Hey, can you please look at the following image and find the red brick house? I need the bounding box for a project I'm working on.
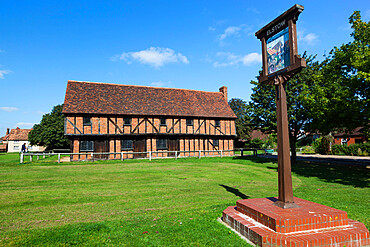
[62,81,237,160]
[333,127,367,146]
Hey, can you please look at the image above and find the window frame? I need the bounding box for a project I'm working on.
[186,118,194,126]
[157,138,168,150]
[124,117,132,126]
[83,116,92,126]
[80,140,94,152]
[160,117,167,126]
[213,139,219,147]
[215,119,221,127]
[121,139,133,151]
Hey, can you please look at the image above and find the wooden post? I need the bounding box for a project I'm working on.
[91,153,93,161]
[30,155,32,162]
[221,150,223,158]
[199,150,201,159]
[273,76,298,208]
[43,153,45,159]
[241,149,243,157]
[149,151,152,161]
[37,155,39,161]
[121,152,123,161]
[175,151,178,160]
[58,153,61,163]
[20,153,24,164]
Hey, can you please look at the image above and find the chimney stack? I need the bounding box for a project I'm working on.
[219,86,228,101]
[6,128,9,135]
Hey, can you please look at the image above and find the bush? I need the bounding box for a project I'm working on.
[313,136,333,155]
[301,145,315,154]
[245,138,265,149]
[331,143,370,156]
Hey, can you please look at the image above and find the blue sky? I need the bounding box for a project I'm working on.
[0,0,369,136]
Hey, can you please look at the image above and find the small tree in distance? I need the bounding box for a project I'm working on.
[28,104,69,150]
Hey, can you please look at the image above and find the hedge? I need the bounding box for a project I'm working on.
[331,143,370,156]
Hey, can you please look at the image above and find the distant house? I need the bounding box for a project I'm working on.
[5,127,45,152]
[333,127,367,146]
[62,80,237,160]
[0,128,10,152]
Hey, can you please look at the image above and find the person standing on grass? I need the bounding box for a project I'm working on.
[21,143,26,153]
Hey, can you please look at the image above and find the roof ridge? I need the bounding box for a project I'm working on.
[67,80,223,95]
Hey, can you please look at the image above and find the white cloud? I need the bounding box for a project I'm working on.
[219,26,242,40]
[0,106,18,112]
[116,47,189,69]
[208,26,216,31]
[213,52,261,67]
[242,53,261,66]
[150,81,172,87]
[16,122,35,127]
[37,110,48,115]
[0,70,11,79]
[298,31,318,45]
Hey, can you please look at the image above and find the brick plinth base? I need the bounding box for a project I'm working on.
[222,197,370,246]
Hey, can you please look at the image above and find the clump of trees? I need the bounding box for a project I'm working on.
[229,11,369,163]
[28,104,69,150]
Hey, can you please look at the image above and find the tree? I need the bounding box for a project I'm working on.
[29,104,69,150]
[228,98,252,140]
[249,53,321,164]
[314,11,369,134]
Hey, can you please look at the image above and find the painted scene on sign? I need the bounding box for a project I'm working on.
[267,27,290,74]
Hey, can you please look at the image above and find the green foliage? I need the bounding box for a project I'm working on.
[245,138,265,149]
[301,145,315,154]
[312,135,333,155]
[228,98,252,140]
[332,143,370,156]
[28,104,69,150]
[312,11,370,134]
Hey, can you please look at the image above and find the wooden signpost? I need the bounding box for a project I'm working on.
[255,4,306,208]
[222,5,370,246]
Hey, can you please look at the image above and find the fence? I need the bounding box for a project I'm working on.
[20,149,241,164]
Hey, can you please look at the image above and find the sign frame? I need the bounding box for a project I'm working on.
[255,4,306,84]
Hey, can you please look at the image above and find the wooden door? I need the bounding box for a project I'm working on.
[168,139,179,157]
[94,140,108,160]
[133,139,146,158]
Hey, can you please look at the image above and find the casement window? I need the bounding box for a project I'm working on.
[121,139,133,150]
[124,117,132,126]
[80,140,94,152]
[213,139,219,147]
[186,118,193,126]
[14,146,19,150]
[215,120,221,127]
[83,116,92,126]
[160,117,166,126]
[157,139,168,150]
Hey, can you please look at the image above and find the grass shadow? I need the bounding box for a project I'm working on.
[219,184,250,199]
[292,161,369,188]
[232,155,277,164]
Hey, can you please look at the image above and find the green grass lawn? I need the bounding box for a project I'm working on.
[0,153,369,246]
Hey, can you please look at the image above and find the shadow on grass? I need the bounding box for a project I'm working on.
[219,184,250,199]
[233,155,277,164]
[234,155,369,188]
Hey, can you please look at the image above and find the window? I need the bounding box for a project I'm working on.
[124,117,132,125]
[14,140,19,143]
[121,139,133,150]
[215,120,221,127]
[213,139,219,147]
[83,116,92,126]
[355,139,363,144]
[341,138,348,146]
[80,140,94,151]
[14,146,19,150]
[160,117,166,126]
[186,119,193,126]
[157,139,168,149]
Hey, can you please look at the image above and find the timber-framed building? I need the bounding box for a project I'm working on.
[62,80,237,160]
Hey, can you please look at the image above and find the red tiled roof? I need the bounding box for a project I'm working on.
[7,127,31,141]
[333,127,364,137]
[63,81,237,119]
